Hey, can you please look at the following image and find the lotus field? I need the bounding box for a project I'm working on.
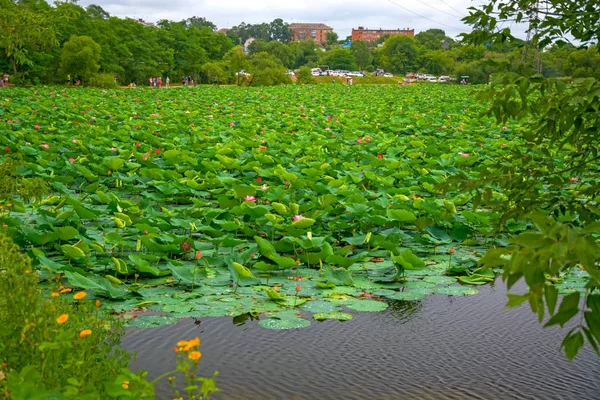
[0,85,588,330]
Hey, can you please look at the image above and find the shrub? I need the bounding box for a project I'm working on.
[89,73,118,88]
[295,67,314,84]
[0,230,130,398]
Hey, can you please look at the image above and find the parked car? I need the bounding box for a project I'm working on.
[347,71,366,77]
[427,76,437,82]
[311,68,322,76]
[373,69,385,76]
[235,70,250,76]
[286,70,295,77]
[383,73,393,78]
[438,75,450,83]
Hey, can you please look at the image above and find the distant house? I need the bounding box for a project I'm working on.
[351,27,414,42]
[217,28,230,34]
[243,37,255,53]
[136,18,157,28]
[289,23,333,44]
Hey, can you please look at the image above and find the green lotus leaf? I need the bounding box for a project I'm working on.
[345,299,389,312]
[312,312,354,321]
[258,317,311,330]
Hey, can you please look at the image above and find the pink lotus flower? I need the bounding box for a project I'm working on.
[4,147,9,152]
[230,122,235,127]
[377,153,383,159]
[195,251,202,260]
[142,155,148,161]
[72,139,78,144]
[293,214,305,221]
[256,177,262,182]
[34,125,40,130]
[260,184,269,190]
[40,144,49,149]
[155,149,161,154]
[325,127,331,131]
[458,152,469,157]
[364,136,371,142]
[501,143,506,148]
[296,284,301,292]
[244,195,256,203]
[135,142,141,147]
[111,147,117,153]
[68,157,76,163]
[570,177,579,182]
[356,138,363,144]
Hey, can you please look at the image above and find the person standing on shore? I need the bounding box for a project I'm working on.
[166,76,170,87]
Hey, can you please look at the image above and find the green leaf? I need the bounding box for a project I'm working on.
[506,294,529,309]
[386,208,417,222]
[61,244,86,260]
[545,284,558,315]
[545,292,580,327]
[323,265,353,286]
[312,312,353,321]
[561,330,584,360]
[258,317,311,330]
[346,299,388,312]
[104,157,125,171]
[291,218,316,229]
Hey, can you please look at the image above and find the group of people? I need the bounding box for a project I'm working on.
[0,73,9,88]
[149,76,169,88]
[181,76,195,86]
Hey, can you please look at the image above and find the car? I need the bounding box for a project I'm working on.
[427,76,437,82]
[438,75,450,83]
[383,73,393,78]
[311,68,322,76]
[347,71,365,77]
[235,70,250,76]
[286,70,295,77]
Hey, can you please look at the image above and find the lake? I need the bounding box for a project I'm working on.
[123,279,600,399]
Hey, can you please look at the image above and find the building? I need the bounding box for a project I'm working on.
[351,27,414,42]
[289,23,333,44]
[217,28,230,34]
[136,18,157,28]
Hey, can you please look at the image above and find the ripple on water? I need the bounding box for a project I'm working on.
[122,279,600,400]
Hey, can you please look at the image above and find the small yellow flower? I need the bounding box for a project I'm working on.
[188,351,202,361]
[122,381,129,389]
[79,329,92,338]
[51,292,60,297]
[183,337,200,351]
[56,314,69,324]
[60,287,72,294]
[73,291,87,300]
[176,340,188,348]
[95,300,101,308]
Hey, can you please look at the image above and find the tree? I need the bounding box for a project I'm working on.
[295,66,314,84]
[246,52,291,86]
[268,18,291,42]
[326,31,339,47]
[321,48,357,70]
[0,0,65,81]
[351,40,371,70]
[223,46,248,85]
[458,0,600,359]
[86,4,109,20]
[379,36,418,74]
[201,61,228,84]
[60,35,101,83]
[180,16,216,31]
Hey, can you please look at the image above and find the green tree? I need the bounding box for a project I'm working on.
[201,61,228,84]
[269,18,291,42]
[295,66,314,84]
[459,0,600,359]
[326,31,339,47]
[379,35,418,74]
[223,46,248,85]
[246,52,291,86]
[321,48,357,70]
[60,35,101,84]
[351,40,371,70]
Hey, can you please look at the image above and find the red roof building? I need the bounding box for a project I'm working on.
[352,27,414,42]
[289,23,333,44]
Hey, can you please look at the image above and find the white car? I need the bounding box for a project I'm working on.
[311,68,322,76]
[383,73,393,78]
[286,70,295,77]
[427,76,437,82]
[438,75,450,82]
[347,71,365,77]
[236,70,250,76]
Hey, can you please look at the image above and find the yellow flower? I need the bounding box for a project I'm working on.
[122,381,129,389]
[79,329,92,338]
[176,340,188,348]
[188,351,202,361]
[183,337,200,351]
[60,287,72,294]
[51,292,60,297]
[95,300,101,308]
[56,314,69,324]
[73,291,87,300]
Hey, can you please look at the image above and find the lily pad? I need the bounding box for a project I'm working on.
[126,315,178,328]
[312,312,354,321]
[435,285,480,296]
[258,317,311,330]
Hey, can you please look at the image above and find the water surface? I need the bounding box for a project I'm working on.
[123,279,600,399]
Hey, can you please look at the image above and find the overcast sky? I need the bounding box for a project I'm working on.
[77,0,524,40]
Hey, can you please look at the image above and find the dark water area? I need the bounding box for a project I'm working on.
[123,279,600,399]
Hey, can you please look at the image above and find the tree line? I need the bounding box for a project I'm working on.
[1,0,598,86]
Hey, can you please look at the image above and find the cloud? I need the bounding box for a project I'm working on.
[77,0,527,39]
